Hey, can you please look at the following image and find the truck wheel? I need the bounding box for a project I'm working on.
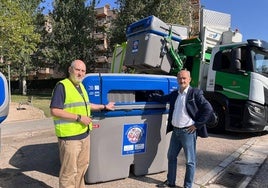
[207,103,225,133]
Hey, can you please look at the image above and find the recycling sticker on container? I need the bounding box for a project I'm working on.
[122,123,147,155]
[131,40,139,53]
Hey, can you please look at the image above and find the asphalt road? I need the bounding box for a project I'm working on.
[247,157,268,188]
[0,118,267,188]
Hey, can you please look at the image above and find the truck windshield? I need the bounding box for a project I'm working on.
[252,48,268,75]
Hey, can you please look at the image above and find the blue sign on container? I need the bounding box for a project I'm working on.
[122,123,147,156]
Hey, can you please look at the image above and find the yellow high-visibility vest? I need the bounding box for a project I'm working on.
[53,78,92,137]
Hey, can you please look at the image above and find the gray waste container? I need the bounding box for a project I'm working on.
[124,15,182,73]
[82,73,178,184]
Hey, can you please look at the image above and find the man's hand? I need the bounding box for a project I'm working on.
[105,102,115,111]
[186,125,197,134]
[80,116,92,126]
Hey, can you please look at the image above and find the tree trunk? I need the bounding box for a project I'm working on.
[21,65,27,95]
[22,77,27,95]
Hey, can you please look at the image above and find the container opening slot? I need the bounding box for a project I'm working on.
[108,90,163,103]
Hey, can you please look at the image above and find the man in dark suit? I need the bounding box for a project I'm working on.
[153,70,214,188]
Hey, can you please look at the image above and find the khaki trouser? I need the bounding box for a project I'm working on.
[58,135,90,188]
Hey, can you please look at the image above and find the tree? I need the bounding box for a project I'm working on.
[0,0,42,95]
[49,0,97,74]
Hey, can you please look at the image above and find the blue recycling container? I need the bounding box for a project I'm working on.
[82,73,178,184]
[0,72,9,124]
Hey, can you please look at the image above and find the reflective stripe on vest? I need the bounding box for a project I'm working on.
[53,78,92,137]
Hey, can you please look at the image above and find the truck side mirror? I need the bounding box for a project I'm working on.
[231,48,242,71]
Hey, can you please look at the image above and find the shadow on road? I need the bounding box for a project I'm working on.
[208,131,267,139]
[0,168,53,188]
[9,142,60,176]
[0,143,59,187]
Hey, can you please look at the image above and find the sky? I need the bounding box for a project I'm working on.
[40,0,268,42]
[201,0,268,42]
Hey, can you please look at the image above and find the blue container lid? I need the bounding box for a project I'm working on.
[126,15,181,42]
[0,72,9,124]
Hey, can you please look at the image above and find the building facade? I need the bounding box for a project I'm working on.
[93,4,118,73]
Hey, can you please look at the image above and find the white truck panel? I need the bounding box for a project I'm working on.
[249,72,268,105]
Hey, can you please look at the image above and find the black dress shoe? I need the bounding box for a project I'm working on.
[156,180,176,187]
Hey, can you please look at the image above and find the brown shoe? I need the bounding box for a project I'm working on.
[156,180,176,187]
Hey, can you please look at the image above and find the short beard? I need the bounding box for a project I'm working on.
[70,75,82,85]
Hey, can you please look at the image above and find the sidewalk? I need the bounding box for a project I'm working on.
[195,134,268,187]
[4,102,46,123]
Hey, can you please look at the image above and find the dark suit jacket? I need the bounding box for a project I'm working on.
[151,87,213,138]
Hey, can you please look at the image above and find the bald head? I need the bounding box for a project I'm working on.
[177,70,191,92]
[71,59,85,68]
[68,59,86,86]
[177,70,191,77]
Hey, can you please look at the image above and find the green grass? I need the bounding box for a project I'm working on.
[11,94,52,117]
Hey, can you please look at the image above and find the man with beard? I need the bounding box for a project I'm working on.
[50,59,114,188]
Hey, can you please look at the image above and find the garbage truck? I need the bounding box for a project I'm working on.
[112,9,268,133]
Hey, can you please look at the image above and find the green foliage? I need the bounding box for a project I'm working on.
[0,0,41,67]
[1,0,196,78]
[31,13,54,70]
[0,0,42,95]
[47,0,97,73]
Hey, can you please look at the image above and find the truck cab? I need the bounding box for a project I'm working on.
[205,39,268,132]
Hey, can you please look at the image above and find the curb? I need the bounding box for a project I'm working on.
[194,136,266,188]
